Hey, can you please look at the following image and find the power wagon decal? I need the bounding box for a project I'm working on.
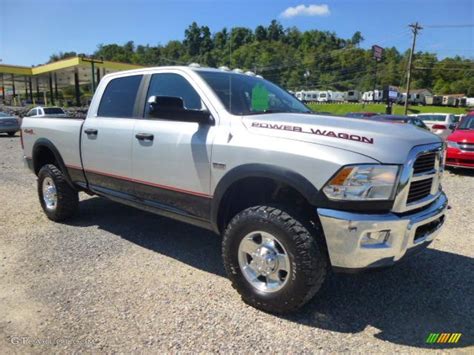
[251,121,374,144]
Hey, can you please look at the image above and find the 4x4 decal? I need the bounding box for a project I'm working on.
[251,121,374,144]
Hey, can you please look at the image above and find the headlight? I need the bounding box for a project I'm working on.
[447,141,459,149]
[323,165,400,201]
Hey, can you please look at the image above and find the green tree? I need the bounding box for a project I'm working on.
[350,31,364,47]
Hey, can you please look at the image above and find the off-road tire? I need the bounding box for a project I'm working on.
[222,205,328,313]
[38,164,78,221]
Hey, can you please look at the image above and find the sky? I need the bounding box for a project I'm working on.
[1,0,473,66]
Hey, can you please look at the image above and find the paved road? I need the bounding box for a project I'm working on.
[0,133,472,353]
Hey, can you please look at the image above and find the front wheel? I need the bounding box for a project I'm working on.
[38,164,79,221]
[222,205,328,313]
[8,132,16,137]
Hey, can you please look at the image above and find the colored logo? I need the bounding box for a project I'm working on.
[426,333,462,344]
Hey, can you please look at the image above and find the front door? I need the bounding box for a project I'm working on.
[131,72,215,220]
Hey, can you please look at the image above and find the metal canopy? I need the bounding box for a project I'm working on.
[0,57,143,106]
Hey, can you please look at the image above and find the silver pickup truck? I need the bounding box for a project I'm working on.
[21,66,448,313]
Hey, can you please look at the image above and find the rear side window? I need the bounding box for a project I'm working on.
[98,75,142,118]
[43,108,64,114]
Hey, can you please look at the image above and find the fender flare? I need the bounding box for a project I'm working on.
[210,163,320,232]
[32,138,75,188]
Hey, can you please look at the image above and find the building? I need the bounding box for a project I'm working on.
[0,56,143,106]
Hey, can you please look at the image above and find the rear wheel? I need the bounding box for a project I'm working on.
[37,164,78,221]
[8,132,15,137]
[222,205,328,313]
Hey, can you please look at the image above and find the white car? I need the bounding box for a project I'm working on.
[26,107,67,118]
[414,113,456,140]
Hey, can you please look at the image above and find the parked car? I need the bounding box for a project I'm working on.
[446,114,474,169]
[414,113,456,140]
[25,106,67,118]
[345,112,377,118]
[0,112,20,136]
[368,115,430,130]
[21,65,447,313]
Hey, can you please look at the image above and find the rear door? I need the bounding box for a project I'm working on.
[81,74,143,197]
[131,71,215,220]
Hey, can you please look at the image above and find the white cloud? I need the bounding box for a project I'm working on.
[280,4,330,18]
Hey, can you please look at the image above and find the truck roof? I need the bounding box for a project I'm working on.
[101,65,260,80]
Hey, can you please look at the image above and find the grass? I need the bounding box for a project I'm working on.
[306,103,469,116]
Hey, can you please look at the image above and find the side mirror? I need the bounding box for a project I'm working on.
[149,95,184,112]
[449,123,456,131]
[148,95,213,125]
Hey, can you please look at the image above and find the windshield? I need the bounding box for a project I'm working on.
[43,108,65,114]
[418,114,446,122]
[198,71,311,115]
[458,116,474,130]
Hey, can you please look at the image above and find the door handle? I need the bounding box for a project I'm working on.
[84,128,98,135]
[135,133,154,141]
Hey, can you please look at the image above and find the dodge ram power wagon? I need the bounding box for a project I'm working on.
[21,66,448,313]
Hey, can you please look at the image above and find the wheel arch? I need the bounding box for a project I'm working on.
[211,164,320,233]
[32,138,75,188]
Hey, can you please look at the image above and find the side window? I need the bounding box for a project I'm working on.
[30,109,38,116]
[145,73,202,117]
[98,75,142,118]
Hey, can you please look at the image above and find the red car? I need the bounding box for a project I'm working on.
[446,114,474,169]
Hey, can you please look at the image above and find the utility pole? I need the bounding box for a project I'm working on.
[404,22,422,115]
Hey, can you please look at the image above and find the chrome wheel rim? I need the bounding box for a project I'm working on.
[238,231,291,293]
[42,177,57,210]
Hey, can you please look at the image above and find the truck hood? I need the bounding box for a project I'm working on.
[243,113,442,164]
[447,129,474,143]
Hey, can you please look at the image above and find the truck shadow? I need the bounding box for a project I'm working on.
[69,196,473,350]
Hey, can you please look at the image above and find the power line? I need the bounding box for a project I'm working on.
[424,24,474,28]
[415,66,474,71]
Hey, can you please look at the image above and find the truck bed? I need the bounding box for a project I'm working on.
[21,117,85,170]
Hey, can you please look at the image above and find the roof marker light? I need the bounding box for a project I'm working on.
[189,63,201,68]
[218,66,230,71]
[245,71,256,76]
[232,68,244,73]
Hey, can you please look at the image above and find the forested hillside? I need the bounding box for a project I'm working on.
[49,20,474,95]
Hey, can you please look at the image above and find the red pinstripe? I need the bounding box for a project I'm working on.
[65,164,212,198]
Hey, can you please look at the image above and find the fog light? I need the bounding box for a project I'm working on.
[361,230,391,246]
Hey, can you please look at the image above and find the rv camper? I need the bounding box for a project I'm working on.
[442,95,457,106]
[425,95,443,106]
[346,90,361,102]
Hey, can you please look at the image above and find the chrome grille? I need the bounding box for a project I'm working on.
[392,143,444,213]
[413,152,436,174]
[407,178,433,203]
[459,143,474,152]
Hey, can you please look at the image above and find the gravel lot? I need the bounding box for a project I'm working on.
[0,133,473,353]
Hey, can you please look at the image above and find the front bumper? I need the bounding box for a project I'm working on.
[317,192,448,270]
[0,125,20,133]
[446,148,474,169]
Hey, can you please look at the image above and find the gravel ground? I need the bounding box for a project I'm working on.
[0,133,473,353]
